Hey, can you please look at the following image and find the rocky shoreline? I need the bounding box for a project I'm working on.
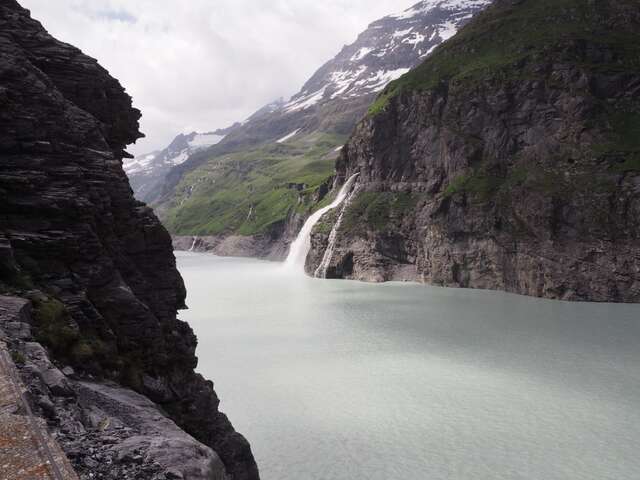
[172,209,305,261]
[172,235,287,261]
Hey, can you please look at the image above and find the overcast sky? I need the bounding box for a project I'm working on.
[20,0,417,155]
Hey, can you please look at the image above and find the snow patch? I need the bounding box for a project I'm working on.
[171,151,189,166]
[438,20,458,41]
[389,0,491,21]
[329,66,368,99]
[392,28,414,38]
[403,32,426,47]
[124,131,226,176]
[124,153,157,174]
[354,68,411,92]
[277,129,301,143]
[285,86,327,112]
[350,47,373,62]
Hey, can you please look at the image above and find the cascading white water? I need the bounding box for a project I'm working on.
[189,236,198,252]
[313,182,360,278]
[284,173,359,272]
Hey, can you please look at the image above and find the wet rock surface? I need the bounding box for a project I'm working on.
[0,2,258,478]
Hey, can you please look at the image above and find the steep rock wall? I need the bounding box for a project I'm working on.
[0,2,258,478]
[308,0,640,302]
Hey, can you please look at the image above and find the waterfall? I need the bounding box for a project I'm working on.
[189,236,198,252]
[284,173,359,272]
[314,182,360,279]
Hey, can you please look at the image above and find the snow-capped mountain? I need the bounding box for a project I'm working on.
[124,131,225,176]
[141,0,492,209]
[125,130,226,201]
[215,0,491,146]
[283,0,492,113]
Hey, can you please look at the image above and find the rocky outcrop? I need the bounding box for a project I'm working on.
[1,296,226,480]
[0,2,258,478]
[308,0,640,302]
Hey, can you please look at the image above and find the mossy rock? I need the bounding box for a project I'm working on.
[32,297,79,354]
[32,295,113,370]
[11,351,26,365]
[343,192,419,234]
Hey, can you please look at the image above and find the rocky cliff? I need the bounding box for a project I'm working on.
[0,1,258,478]
[308,0,640,302]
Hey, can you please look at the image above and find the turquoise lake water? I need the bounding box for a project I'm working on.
[177,252,640,480]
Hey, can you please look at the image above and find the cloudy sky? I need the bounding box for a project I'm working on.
[20,0,417,155]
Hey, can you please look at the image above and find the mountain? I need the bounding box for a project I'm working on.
[285,0,492,108]
[125,130,229,201]
[229,0,493,140]
[0,2,258,479]
[149,0,493,258]
[306,0,640,302]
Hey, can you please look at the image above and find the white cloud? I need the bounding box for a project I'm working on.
[19,0,417,155]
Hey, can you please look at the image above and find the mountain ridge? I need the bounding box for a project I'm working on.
[125,130,228,201]
[150,0,493,259]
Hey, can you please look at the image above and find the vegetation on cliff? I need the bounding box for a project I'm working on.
[370,0,640,114]
[164,132,343,236]
[342,192,420,234]
[313,0,640,302]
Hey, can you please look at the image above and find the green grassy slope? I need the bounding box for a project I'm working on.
[164,131,346,236]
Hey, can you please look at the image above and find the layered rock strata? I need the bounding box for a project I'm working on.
[0,2,258,478]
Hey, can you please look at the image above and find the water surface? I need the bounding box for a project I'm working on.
[177,252,640,480]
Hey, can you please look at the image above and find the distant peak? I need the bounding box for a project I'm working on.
[281,0,492,112]
[387,0,492,20]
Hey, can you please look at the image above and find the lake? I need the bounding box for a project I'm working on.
[176,252,640,480]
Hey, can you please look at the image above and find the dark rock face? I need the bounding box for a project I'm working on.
[1,295,228,480]
[309,0,640,302]
[0,2,258,478]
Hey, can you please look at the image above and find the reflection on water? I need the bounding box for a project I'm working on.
[177,252,640,480]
